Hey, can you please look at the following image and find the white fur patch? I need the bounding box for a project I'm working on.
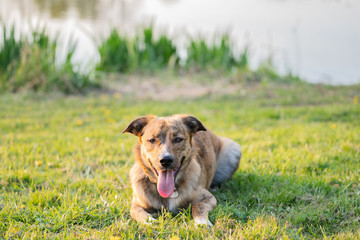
[162,144,171,156]
[194,218,213,228]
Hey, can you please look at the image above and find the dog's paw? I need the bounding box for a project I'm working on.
[194,218,213,228]
[143,215,156,225]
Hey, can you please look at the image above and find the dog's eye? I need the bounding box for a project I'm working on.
[174,137,183,143]
[148,138,156,144]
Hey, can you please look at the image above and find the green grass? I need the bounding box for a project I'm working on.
[0,79,359,239]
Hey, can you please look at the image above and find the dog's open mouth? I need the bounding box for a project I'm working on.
[156,157,184,198]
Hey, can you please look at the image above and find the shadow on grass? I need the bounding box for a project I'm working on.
[213,172,359,238]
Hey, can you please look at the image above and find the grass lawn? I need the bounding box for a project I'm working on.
[0,79,359,239]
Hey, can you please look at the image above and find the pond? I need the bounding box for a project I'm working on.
[1,0,359,85]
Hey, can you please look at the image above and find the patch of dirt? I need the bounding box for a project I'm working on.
[106,75,246,101]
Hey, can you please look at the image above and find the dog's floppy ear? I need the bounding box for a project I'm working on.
[122,115,156,137]
[179,115,206,134]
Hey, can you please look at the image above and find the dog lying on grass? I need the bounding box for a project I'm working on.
[123,114,241,227]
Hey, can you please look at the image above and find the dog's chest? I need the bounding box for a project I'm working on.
[165,191,182,212]
[167,198,176,211]
[166,197,185,212]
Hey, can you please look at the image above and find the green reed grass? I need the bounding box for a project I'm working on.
[97,26,179,73]
[0,25,24,90]
[97,29,132,73]
[138,26,179,69]
[97,27,248,73]
[186,35,248,70]
[0,25,97,94]
[1,24,300,94]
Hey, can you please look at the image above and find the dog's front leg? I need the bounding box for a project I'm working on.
[191,189,217,227]
[130,202,156,224]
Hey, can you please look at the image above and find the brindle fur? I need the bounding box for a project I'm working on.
[123,114,241,226]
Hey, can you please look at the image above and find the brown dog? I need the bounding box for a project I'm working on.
[123,114,241,226]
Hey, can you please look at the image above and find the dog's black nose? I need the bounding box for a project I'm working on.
[160,156,173,168]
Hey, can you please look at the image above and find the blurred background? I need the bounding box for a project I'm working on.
[1,0,359,87]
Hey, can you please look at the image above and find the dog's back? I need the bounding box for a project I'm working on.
[191,130,241,189]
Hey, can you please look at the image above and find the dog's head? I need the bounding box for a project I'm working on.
[123,114,206,198]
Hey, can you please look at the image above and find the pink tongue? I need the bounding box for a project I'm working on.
[157,170,175,198]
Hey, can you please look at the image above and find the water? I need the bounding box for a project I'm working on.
[1,0,359,85]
